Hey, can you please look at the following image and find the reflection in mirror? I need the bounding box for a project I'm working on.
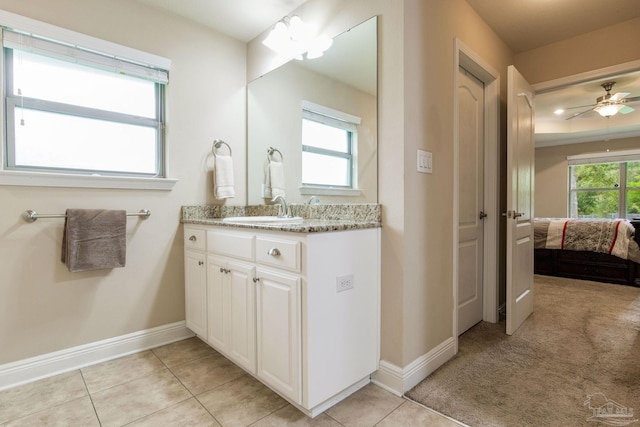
[248,16,377,205]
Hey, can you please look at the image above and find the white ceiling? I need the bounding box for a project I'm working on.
[136,0,640,147]
[135,0,309,42]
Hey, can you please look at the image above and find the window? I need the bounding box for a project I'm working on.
[301,101,360,191]
[0,18,172,188]
[568,150,640,220]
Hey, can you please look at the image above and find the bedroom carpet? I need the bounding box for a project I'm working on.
[405,274,640,427]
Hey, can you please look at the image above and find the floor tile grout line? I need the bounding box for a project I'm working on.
[371,398,408,426]
[158,349,228,426]
[192,392,225,426]
[0,394,97,426]
[79,369,103,426]
[246,399,290,426]
[323,412,346,426]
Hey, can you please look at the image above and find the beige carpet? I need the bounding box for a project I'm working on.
[406,275,640,427]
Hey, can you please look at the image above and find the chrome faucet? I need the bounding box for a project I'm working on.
[271,195,290,217]
[307,196,320,205]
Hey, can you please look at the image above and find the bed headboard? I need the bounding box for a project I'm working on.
[631,220,640,246]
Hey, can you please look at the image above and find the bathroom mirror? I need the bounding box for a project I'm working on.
[247,16,377,205]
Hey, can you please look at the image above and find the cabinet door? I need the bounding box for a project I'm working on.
[185,250,207,337]
[206,255,227,351]
[226,261,256,373]
[256,268,301,404]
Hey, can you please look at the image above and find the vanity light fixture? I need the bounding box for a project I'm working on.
[262,15,332,60]
[595,103,624,117]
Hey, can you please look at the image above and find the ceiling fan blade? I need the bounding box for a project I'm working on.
[622,95,640,103]
[610,92,631,101]
[566,107,596,120]
[565,103,597,110]
[620,105,635,114]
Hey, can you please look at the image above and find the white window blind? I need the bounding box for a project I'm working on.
[302,100,360,131]
[567,149,640,166]
[2,28,168,84]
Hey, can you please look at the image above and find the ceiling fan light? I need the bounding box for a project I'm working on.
[595,104,624,117]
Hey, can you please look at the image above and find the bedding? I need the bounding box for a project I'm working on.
[534,218,640,264]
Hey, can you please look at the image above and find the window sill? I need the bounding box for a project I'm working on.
[0,170,177,190]
[299,186,362,197]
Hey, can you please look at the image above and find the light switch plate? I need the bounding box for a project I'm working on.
[417,149,432,174]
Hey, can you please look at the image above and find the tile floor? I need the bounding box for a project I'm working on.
[0,337,465,426]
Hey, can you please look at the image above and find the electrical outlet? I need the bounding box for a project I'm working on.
[336,274,354,292]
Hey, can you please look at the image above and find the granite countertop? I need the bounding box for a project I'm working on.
[181,204,381,233]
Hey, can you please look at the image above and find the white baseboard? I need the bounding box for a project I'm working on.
[0,321,194,391]
[371,337,456,395]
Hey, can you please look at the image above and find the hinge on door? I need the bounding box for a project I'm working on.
[479,211,488,219]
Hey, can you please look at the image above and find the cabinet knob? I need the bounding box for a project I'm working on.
[267,247,281,257]
[253,277,260,283]
[189,235,197,241]
[198,261,204,266]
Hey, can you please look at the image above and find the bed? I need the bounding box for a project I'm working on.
[534,218,640,286]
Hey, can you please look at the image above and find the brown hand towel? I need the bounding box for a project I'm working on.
[61,209,126,272]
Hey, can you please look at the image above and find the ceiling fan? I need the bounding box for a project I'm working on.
[565,81,640,120]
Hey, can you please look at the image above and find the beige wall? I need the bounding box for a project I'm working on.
[397,0,514,367]
[536,137,640,218]
[0,0,246,364]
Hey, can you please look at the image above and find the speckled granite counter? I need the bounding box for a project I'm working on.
[181,203,381,233]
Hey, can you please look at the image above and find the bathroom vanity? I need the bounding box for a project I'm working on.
[181,205,381,417]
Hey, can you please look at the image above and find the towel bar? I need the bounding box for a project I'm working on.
[212,139,232,156]
[268,147,283,162]
[22,209,151,223]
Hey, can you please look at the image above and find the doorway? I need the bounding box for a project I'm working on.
[456,66,485,335]
[453,40,500,344]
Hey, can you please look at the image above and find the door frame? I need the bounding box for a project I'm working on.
[453,39,500,350]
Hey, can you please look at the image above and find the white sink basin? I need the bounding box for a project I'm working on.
[222,216,304,224]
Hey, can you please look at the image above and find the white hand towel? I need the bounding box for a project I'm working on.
[213,155,235,199]
[266,160,285,198]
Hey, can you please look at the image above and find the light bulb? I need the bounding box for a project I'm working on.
[595,104,623,117]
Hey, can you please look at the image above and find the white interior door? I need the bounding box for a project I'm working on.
[457,66,485,335]
[506,65,535,335]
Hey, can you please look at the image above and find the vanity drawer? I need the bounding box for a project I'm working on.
[256,237,301,272]
[184,227,206,251]
[207,231,254,261]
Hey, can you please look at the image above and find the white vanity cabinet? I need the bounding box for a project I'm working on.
[183,228,207,338]
[183,224,380,417]
[256,267,301,403]
[206,254,256,373]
